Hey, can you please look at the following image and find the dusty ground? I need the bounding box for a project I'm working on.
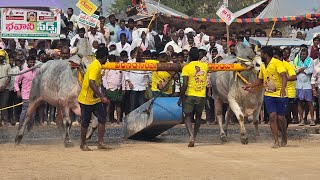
[1,125,320,180]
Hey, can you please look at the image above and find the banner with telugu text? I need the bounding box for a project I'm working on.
[0,8,61,39]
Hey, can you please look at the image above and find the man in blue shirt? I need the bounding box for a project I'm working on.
[117,19,132,43]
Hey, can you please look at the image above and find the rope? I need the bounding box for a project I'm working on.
[0,101,26,111]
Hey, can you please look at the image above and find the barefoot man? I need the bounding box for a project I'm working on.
[178,47,208,147]
[78,47,110,151]
[244,46,288,148]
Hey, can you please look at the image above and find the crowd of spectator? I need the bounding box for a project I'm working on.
[0,7,319,129]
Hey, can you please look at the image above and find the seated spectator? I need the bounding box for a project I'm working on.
[194,25,210,47]
[154,27,170,53]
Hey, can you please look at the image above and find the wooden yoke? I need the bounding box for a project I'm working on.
[101,62,247,72]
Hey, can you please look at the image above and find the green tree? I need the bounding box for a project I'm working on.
[109,0,260,18]
[109,0,132,14]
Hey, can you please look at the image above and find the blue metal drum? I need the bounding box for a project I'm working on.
[123,97,183,139]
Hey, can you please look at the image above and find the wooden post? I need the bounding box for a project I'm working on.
[226,24,230,53]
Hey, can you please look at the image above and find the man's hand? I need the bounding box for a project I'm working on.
[280,88,286,97]
[242,85,252,91]
[17,91,22,98]
[101,97,110,104]
[128,82,134,90]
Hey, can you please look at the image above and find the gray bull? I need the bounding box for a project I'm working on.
[211,43,263,144]
[13,59,83,146]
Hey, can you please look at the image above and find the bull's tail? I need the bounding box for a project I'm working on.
[0,63,43,79]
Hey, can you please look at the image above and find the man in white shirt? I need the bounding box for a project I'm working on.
[125,49,149,112]
[88,26,106,47]
[194,25,209,48]
[206,35,224,55]
[116,33,131,55]
[164,33,182,53]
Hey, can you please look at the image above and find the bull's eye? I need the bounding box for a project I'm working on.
[255,63,260,67]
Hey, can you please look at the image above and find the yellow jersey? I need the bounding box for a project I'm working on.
[258,58,287,97]
[78,59,102,105]
[151,71,173,94]
[182,61,209,97]
[283,60,296,98]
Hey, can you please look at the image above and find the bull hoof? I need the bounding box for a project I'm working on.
[240,134,248,144]
[220,134,228,143]
[14,135,23,145]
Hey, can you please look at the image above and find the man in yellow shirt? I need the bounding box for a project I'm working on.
[78,47,110,151]
[244,46,288,148]
[273,48,298,126]
[151,53,173,97]
[178,47,209,147]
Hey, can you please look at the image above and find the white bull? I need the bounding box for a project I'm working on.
[211,43,264,144]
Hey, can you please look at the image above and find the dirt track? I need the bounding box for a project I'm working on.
[1,125,320,180]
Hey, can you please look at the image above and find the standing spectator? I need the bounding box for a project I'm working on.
[103,55,123,124]
[131,29,149,51]
[66,22,77,40]
[16,39,28,53]
[116,33,131,55]
[106,14,119,43]
[311,49,320,124]
[243,29,251,47]
[151,53,173,97]
[70,28,86,51]
[276,31,282,38]
[132,21,143,40]
[294,48,315,126]
[244,46,288,148]
[296,31,305,40]
[14,56,37,130]
[66,8,77,28]
[206,36,224,55]
[127,18,136,44]
[164,33,182,53]
[125,49,149,112]
[154,27,170,53]
[0,50,11,126]
[78,47,110,151]
[194,25,210,47]
[7,56,21,125]
[178,47,208,147]
[309,37,319,60]
[98,16,110,45]
[177,29,187,48]
[117,19,132,43]
[88,26,106,47]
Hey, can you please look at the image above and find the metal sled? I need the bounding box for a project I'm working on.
[123,97,183,139]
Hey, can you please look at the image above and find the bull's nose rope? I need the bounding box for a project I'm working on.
[0,101,27,111]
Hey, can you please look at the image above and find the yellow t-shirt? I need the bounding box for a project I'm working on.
[283,60,296,98]
[78,59,102,105]
[151,71,173,94]
[258,58,287,97]
[182,61,209,97]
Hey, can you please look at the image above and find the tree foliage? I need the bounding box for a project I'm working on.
[110,0,260,18]
[109,0,132,14]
